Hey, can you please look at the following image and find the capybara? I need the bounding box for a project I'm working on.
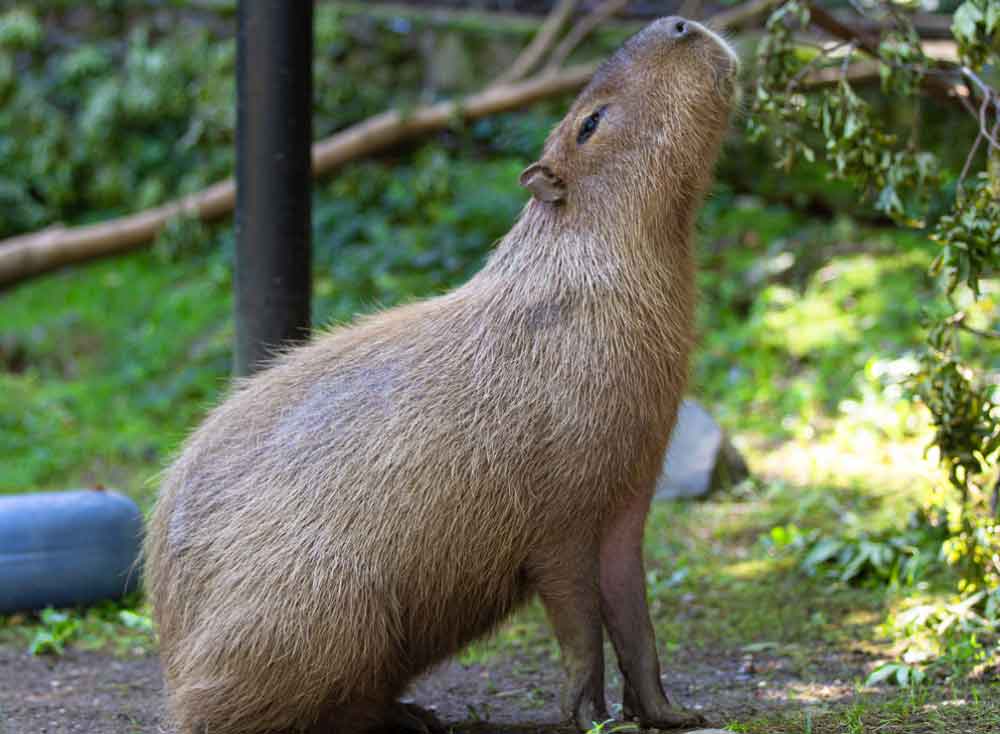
[146,16,738,734]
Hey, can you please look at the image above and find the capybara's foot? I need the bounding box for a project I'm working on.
[378,701,445,734]
[638,705,708,730]
[570,696,611,732]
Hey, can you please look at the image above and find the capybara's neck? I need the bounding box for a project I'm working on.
[465,196,698,434]
[474,197,697,346]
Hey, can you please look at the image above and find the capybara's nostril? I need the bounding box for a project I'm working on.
[668,18,689,39]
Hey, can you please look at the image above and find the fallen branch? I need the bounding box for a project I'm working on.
[0,3,765,289]
[0,64,596,289]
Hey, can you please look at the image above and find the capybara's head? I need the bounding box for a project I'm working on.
[520,16,737,212]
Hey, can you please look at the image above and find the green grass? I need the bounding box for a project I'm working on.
[729,688,1000,734]
[0,594,156,657]
[0,245,232,503]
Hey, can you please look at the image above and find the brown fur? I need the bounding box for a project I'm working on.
[145,17,737,734]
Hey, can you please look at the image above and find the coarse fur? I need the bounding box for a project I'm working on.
[145,17,737,734]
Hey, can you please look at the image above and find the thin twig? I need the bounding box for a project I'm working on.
[840,40,858,77]
[785,39,853,92]
[800,59,880,87]
[957,321,1000,341]
[544,0,630,73]
[957,131,985,194]
[947,312,1000,340]
[493,0,579,86]
[792,38,850,51]
[805,1,959,107]
[980,89,995,148]
[957,81,979,116]
[961,66,1000,150]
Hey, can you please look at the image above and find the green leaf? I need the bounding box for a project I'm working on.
[28,630,63,656]
[844,113,862,140]
[987,3,1000,33]
[952,3,983,41]
[802,538,844,570]
[866,663,900,687]
[741,641,781,653]
[118,610,153,631]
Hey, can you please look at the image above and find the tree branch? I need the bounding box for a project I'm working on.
[804,1,959,107]
[0,64,597,289]
[544,0,630,73]
[949,312,1000,340]
[0,2,765,289]
[961,66,1000,151]
[492,0,579,86]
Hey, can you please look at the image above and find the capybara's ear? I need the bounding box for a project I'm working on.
[519,163,566,203]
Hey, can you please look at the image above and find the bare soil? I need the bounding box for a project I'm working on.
[0,640,869,734]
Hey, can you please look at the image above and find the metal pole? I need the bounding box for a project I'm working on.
[234,0,313,377]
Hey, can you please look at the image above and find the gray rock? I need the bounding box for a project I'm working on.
[654,399,749,500]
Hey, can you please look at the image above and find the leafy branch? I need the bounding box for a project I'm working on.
[752,0,1000,597]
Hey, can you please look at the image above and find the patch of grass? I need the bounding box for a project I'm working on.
[643,490,890,649]
[733,686,1000,734]
[695,203,935,444]
[457,609,554,667]
[0,244,232,503]
[0,594,156,657]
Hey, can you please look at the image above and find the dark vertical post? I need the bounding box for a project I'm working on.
[234,0,313,377]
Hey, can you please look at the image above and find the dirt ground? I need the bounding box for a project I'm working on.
[0,639,870,734]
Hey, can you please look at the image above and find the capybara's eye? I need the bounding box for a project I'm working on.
[577,105,607,145]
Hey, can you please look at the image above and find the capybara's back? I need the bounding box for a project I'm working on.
[147,16,737,734]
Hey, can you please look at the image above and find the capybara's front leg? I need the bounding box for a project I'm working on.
[533,546,610,731]
[599,490,707,730]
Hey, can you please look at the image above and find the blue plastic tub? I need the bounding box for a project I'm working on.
[0,489,143,614]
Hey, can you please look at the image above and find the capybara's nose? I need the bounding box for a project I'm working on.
[664,17,691,39]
